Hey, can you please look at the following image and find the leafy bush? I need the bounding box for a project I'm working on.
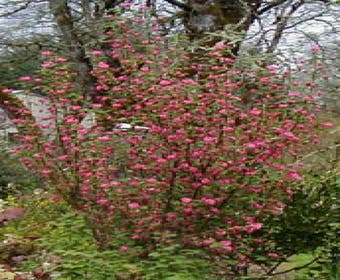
[0,145,41,198]
[258,169,339,279]
[3,9,334,278]
[1,193,211,279]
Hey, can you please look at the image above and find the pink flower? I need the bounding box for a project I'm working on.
[55,57,68,63]
[215,230,226,237]
[201,178,211,185]
[52,196,62,203]
[267,65,277,73]
[203,136,216,144]
[98,61,110,69]
[202,238,215,246]
[140,66,150,72]
[201,198,217,206]
[223,127,234,133]
[128,202,140,209]
[267,252,279,258]
[166,213,177,222]
[97,198,108,205]
[61,135,71,142]
[181,197,192,204]
[119,246,129,252]
[260,77,270,83]
[110,181,121,186]
[220,240,233,251]
[42,61,54,68]
[250,108,261,116]
[41,51,54,56]
[146,178,157,184]
[91,50,103,56]
[320,122,333,128]
[220,240,232,246]
[120,2,133,8]
[91,103,103,108]
[311,45,321,52]
[19,76,31,81]
[287,170,303,181]
[63,116,79,124]
[57,155,69,161]
[213,44,227,50]
[246,143,257,149]
[22,136,35,142]
[159,80,172,86]
[282,131,300,142]
[71,105,82,111]
[246,222,263,234]
[156,158,167,164]
[2,88,12,94]
[288,91,301,97]
[98,135,110,141]
[11,118,25,124]
[183,207,193,216]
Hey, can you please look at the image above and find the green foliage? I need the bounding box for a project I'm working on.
[270,169,338,252]
[0,45,41,88]
[295,222,339,280]
[264,169,339,279]
[143,245,210,280]
[22,212,139,279]
[27,212,210,279]
[1,194,135,279]
[0,146,41,198]
[1,193,211,279]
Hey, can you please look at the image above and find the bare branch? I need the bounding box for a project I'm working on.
[268,257,320,276]
[258,0,290,15]
[0,0,33,17]
[285,5,332,30]
[163,0,191,11]
[266,1,304,53]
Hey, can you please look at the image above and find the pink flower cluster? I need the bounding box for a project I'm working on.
[12,15,324,268]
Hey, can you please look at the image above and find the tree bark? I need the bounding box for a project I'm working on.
[48,0,97,101]
[178,0,262,54]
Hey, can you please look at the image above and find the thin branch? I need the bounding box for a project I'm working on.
[258,0,289,15]
[296,144,340,163]
[268,257,320,276]
[266,260,285,275]
[285,6,331,30]
[266,1,304,53]
[0,0,33,17]
[163,0,191,11]
[286,17,338,36]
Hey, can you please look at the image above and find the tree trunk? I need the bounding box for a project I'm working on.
[183,0,261,54]
[48,0,97,101]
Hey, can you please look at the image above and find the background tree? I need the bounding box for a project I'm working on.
[1,0,338,90]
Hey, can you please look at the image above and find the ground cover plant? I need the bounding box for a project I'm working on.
[0,7,338,279]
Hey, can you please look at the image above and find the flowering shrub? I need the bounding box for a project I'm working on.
[2,11,329,276]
